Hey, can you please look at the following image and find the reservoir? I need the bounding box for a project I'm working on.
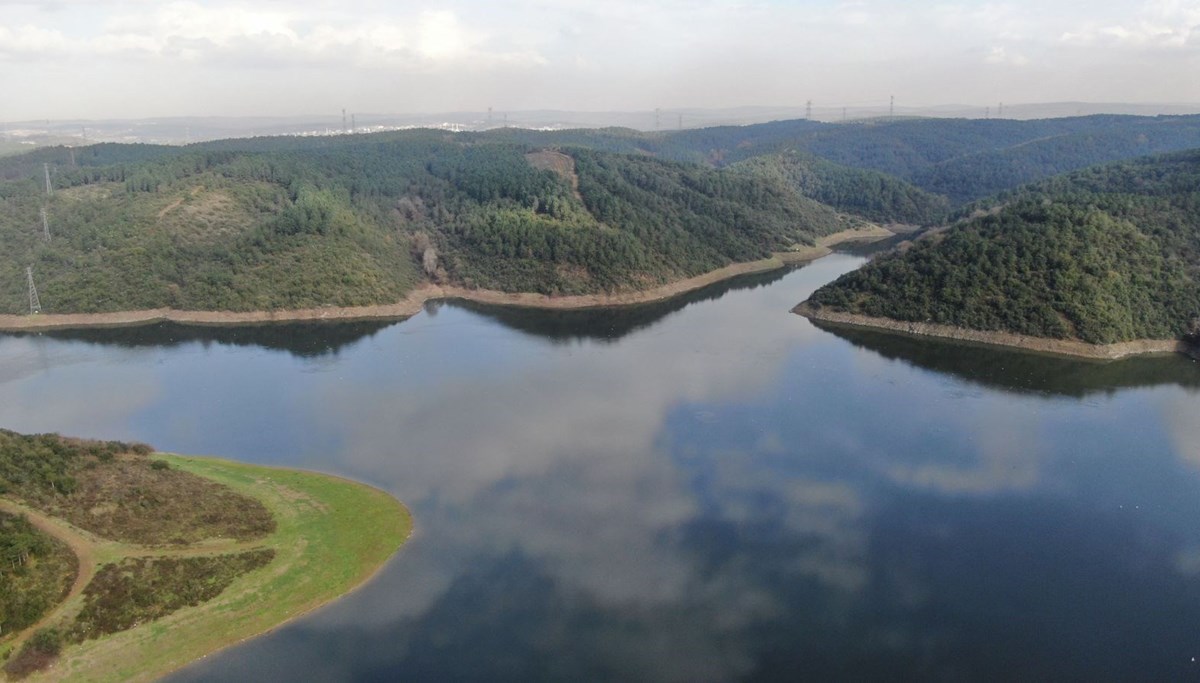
[3,252,1200,680]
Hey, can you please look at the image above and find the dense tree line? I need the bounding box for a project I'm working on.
[0,137,849,311]
[732,151,949,225]
[809,150,1200,344]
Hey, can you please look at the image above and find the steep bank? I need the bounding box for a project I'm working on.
[0,226,892,332]
[795,303,1198,361]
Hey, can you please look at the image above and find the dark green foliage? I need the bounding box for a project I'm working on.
[8,115,1200,314]
[0,138,845,310]
[732,151,949,225]
[0,513,76,641]
[809,151,1200,344]
[483,115,1200,204]
[440,149,846,294]
[69,550,275,641]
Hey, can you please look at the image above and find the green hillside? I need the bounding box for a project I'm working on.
[806,151,1200,345]
[731,151,949,225]
[0,140,847,314]
[483,115,1200,204]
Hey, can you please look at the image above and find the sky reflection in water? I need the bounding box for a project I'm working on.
[2,253,1200,680]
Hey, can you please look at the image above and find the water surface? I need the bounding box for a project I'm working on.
[2,253,1200,681]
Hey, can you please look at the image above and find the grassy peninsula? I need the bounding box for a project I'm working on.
[0,431,410,682]
[802,150,1200,353]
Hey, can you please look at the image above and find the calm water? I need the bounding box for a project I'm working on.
[3,253,1200,681]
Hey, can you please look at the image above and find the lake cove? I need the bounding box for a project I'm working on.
[1,252,1199,680]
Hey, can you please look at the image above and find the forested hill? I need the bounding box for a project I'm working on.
[0,140,850,314]
[731,151,949,226]
[805,150,1200,345]
[483,114,1200,204]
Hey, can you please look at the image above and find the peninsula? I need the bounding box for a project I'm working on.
[799,150,1200,360]
[0,430,411,682]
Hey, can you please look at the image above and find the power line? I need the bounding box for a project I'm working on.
[40,207,50,241]
[27,267,41,315]
[43,163,52,196]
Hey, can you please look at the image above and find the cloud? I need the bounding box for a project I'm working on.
[985,46,1032,66]
[1060,0,1200,48]
[0,2,545,69]
[0,24,69,57]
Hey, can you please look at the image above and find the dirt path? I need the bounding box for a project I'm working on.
[0,497,269,658]
[156,198,184,220]
[0,499,96,655]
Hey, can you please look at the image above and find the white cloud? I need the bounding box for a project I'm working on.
[1060,0,1200,48]
[0,0,1197,119]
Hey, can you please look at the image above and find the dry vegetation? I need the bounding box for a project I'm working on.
[525,150,582,199]
[68,550,275,641]
[0,433,410,682]
[29,456,275,546]
[0,431,275,546]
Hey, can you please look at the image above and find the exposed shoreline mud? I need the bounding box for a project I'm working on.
[0,226,892,332]
[794,303,1199,362]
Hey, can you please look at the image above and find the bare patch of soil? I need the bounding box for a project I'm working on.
[525,150,583,199]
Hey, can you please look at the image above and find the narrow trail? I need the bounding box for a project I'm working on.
[0,499,96,657]
[0,497,268,658]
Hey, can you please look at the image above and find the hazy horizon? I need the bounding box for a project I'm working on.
[1,0,1198,121]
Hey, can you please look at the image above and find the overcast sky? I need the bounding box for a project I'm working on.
[1,0,1197,120]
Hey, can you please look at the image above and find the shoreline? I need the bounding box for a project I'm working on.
[24,455,412,683]
[794,303,1199,362]
[0,226,892,333]
[152,455,415,683]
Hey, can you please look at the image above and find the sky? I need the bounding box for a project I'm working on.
[0,0,1197,120]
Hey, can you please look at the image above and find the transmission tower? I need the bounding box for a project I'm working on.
[27,267,41,315]
[654,108,661,130]
[43,163,52,196]
[889,95,895,120]
[998,102,1004,117]
[842,106,847,122]
[678,113,683,130]
[806,100,812,120]
[986,106,990,119]
[40,207,50,241]
[342,109,347,132]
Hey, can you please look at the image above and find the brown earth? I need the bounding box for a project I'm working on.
[524,150,583,200]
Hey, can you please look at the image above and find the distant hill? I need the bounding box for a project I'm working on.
[0,139,848,314]
[730,151,950,226]
[485,115,1200,204]
[805,150,1200,345]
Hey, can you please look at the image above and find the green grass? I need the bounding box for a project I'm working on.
[20,455,410,683]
